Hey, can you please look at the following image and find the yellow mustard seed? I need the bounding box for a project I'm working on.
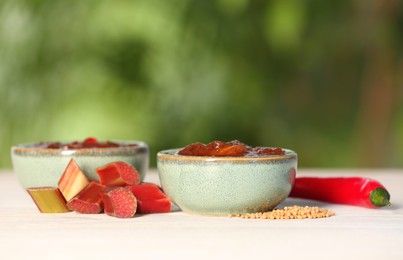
[230,206,335,220]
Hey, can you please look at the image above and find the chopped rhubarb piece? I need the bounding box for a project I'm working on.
[126,183,171,213]
[67,181,105,214]
[96,161,140,186]
[126,182,167,200]
[136,199,171,214]
[58,159,89,201]
[27,187,70,213]
[101,187,137,218]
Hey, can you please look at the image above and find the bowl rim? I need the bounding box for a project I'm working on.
[157,148,297,162]
[11,140,149,155]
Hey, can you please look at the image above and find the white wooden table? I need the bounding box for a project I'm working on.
[1,169,402,260]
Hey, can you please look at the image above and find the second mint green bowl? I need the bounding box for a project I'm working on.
[11,140,149,189]
[157,148,297,215]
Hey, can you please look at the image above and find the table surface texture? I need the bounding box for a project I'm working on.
[1,169,402,260]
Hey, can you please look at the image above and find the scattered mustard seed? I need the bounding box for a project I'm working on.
[229,205,335,220]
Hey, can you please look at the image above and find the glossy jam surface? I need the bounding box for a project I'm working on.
[33,137,137,149]
[178,140,285,157]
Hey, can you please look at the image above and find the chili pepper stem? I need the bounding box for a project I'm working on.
[370,188,391,207]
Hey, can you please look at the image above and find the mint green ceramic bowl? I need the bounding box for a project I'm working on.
[157,148,297,215]
[11,140,149,189]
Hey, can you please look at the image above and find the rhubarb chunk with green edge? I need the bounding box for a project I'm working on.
[27,187,70,213]
[67,181,105,214]
[101,187,137,218]
[96,161,140,186]
[58,159,89,201]
[126,183,171,213]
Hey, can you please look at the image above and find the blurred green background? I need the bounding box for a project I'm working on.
[1,0,402,169]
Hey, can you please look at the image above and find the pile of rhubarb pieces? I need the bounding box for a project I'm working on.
[27,159,171,218]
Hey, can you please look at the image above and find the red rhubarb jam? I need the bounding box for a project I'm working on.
[34,138,137,149]
[178,140,285,157]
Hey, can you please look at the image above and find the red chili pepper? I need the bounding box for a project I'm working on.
[289,177,391,208]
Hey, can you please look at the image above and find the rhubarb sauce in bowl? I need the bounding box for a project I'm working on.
[157,141,297,215]
[11,138,149,188]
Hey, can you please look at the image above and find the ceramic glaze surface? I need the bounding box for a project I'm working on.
[11,141,149,188]
[157,149,297,215]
